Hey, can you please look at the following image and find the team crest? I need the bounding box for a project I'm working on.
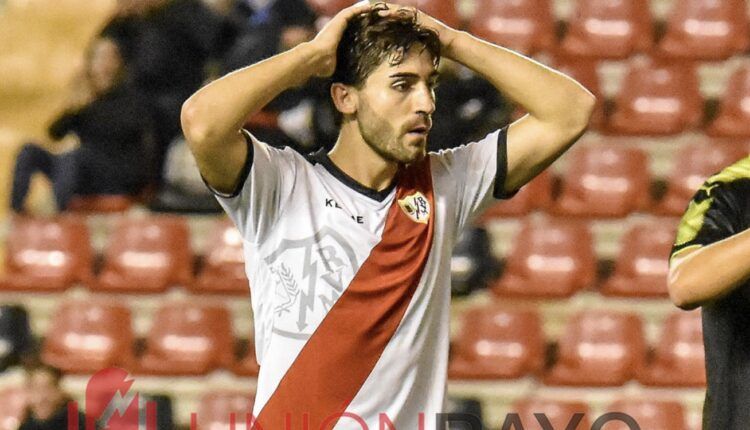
[398,191,431,224]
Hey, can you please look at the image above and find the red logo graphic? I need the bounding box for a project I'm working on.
[68,367,157,430]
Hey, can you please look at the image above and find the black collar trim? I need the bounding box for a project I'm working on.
[307,149,397,202]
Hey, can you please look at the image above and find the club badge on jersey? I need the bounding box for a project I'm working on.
[398,191,431,224]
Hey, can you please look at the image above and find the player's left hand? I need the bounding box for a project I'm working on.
[374,2,460,55]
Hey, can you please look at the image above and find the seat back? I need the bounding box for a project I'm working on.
[197,391,256,430]
[469,0,555,54]
[201,219,247,284]
[708,64,750,137]
[42,300,134,373]
[604,399,687,430]
[654,311,705,382]
[509,398,591,430]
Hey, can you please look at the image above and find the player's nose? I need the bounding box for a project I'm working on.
[413,83,436,116]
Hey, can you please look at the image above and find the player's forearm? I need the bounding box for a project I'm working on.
[181,42,320,151]
[669,228,750,310]
[444,32,595,133]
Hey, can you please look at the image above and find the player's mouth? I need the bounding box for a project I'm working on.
[406,124,431,137]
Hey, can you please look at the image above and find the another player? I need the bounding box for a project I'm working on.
[669,156,750,430]
[181,3,595,429]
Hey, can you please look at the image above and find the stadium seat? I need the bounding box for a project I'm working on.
[560,0,652,59]
[304,0,352,17]
[139,302,234,375]
[394,0,460,28]
[654,141,745,216]
[0,215,92,291]
[491,218,596,298]
[196,391,256,430]
[551,145,650,218]
[94,216,193,293]
[42,300,135,373]
[603,399,688,430]
[469,0,555,55]
[449,305,544,379]
[0,305,32,371]
[192,219,249,295]
[600,219,677,298]
[545,310,645,386]
[233,331,260,377]
[478,170,552,219]
[0,387,27,430]
[607,58,702,135]
[657,0,749,61]
[67,195,134,213]
[707,63,750,138]
[508,398,591,429]
[553,57,605,128]
[450,226,495,296]
[639,310,706,387]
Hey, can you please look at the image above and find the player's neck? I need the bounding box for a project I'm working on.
[328,124,399,193]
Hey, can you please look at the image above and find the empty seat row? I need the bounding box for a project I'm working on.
[0,216,248,294]
[450,307,705,387]
[480,141,747,221]
[41,300,259,376]
[310,0,749,61]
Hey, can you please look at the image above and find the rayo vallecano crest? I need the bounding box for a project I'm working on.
[398,191,430,224]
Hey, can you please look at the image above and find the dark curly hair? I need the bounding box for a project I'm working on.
[331,4,441,88]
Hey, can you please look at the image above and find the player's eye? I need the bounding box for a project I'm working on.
[392,81,409,92]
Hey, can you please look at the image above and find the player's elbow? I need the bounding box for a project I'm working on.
[667,271,702,311]
[566,91,596,135]
[181,99,215,156]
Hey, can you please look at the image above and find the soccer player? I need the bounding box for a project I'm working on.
[181,3,594,429]
[669,156,750,430]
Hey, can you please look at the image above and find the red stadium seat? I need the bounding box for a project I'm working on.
[196,391,256,430]
[601,219,677,298]
[509,398,591,430]
[561,0,652,59]
[490,218,596,298]
[0,215,92,291]
[545,310,645,386]
[139,301,234,375]
[478,170,552,220]
[654,141,745,216]
[94,216,193,293]
[233,331,260,377]
[657,0,749,61]
[603,399,688,430]
[553,57,605,128]
[607,58,702,135]
[0,387,27,430]
[639,310,706,387]
[551,145,650,218]
[68,195,134,213]
[449,305,544,379]
[192,219,249,295]
[707,63,750,138]
[305,0,353,17]
[394,0,460,28]
[42,300,135,373]
[469,0,555,55]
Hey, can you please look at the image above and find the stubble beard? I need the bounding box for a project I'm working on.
[357,102,426,165]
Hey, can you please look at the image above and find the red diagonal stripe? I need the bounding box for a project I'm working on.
[256,159,435,430]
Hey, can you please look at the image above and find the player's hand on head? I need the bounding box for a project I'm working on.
[307,2,372,78]
[376,2,459,53]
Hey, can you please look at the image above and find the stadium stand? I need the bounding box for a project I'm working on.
[449,305,544,379]
[195,391,255,430]
[1,0,745,427]
[491,217,596,298]
[560,0,653,60]
[604,399,688,430]
[508,398,592,429]
[551,145,651,218]
[544,310,645,386]
[0,216,92,291]
[41,300,135,374]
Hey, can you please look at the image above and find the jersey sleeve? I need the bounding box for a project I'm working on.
[671,182,741,261]
[430,126,513,231]
[209,129,298,243]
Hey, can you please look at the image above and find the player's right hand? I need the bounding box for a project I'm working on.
[306,2,372,78]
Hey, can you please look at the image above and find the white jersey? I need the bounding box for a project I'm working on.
[214,127,509,430]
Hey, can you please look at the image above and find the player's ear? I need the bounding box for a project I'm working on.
[331,83,358,116]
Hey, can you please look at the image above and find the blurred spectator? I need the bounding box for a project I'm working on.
[102,0,225,178]
[10,37,151,214]
[18,363,84,430]
[222,0,326,152]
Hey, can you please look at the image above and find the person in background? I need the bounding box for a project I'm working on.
[10,37,151,214]
[18,363,84,430]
